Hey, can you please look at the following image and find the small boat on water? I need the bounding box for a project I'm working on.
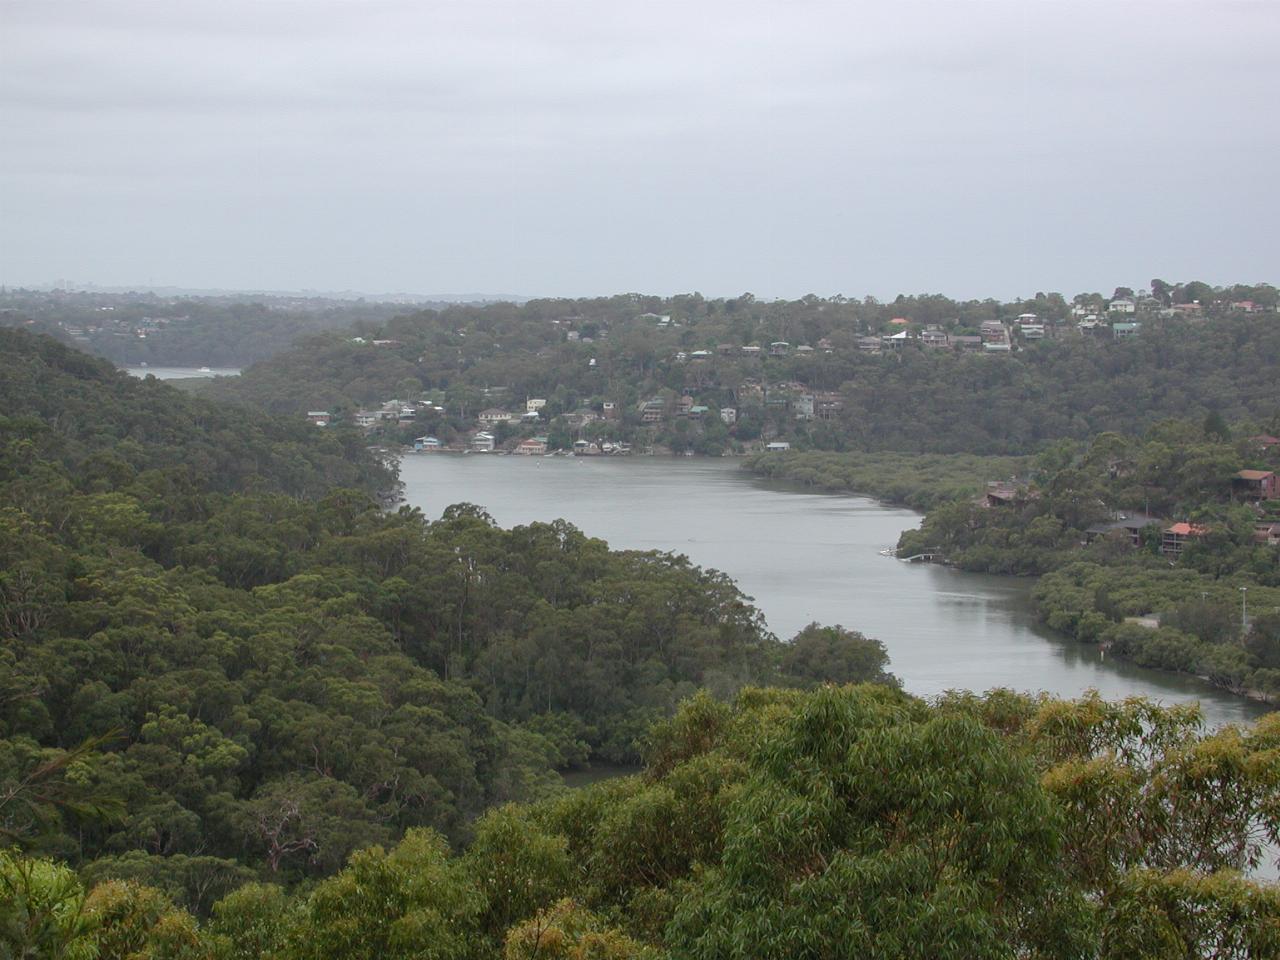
[199,366,212,373]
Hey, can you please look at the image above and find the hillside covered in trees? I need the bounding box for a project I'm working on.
[0,288,423,367]
[196,283,1279,455]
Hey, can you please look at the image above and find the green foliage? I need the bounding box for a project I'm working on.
[743,450,1030,510]
[778,622,898,687]
[0,851,97,960]
[284,829,483,960]
[2,688,1277,957]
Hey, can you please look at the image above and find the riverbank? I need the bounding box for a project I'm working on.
[741,449,1032,512]
[745,450,1278,712]
[397,453,1269,727]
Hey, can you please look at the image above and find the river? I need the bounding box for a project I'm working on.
[125,365,241,379]
[399,454,1269,729]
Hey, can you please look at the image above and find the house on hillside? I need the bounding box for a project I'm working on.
[1233,469,1279,501]
[1109,298,1136,314]
[720,407,737,425]
[765,441,791,452]
[769,341,791,356]
[640,398,665,423]
[478,408,512,425]
[306,411,330,427]
[1247,435,1280,452]
[1112,322,1141,340]
[985,481,1031,507]
[1084,512,1163,547]
[814,392,844,420]
[857,336,883,354]
[920,328,949,348]
[1161,522,1209,559]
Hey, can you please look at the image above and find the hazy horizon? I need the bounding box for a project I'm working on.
[3,1,1277,300]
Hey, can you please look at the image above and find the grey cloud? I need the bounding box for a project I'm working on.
[1,0,1277,298]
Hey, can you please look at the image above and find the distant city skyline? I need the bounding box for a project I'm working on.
[3,1,1277,300]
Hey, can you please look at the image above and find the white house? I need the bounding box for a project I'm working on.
[414,436,443,452]
[478,408,512,425]
[765,441,791,452]
[470,431,496,452]
[526,398,547,411]
[720,407,737,425]
[1109,298,1136,314]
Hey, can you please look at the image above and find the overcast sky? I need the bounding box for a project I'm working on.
[1,1,1276,300]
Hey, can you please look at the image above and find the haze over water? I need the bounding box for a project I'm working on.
[401,454,1268,729]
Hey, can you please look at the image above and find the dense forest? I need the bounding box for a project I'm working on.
[6,687,1278,958]
[192,284,1280,455]
[897,421,1280,699]
[0,331,890,893]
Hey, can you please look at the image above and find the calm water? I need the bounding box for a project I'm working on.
[125,366,241,379]
[400,455,1269,729]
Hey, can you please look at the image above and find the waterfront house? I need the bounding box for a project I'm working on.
[413,436,443,452]
[470,431,496,453]
[1233,469,1279,501]
[515,437,548,455]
